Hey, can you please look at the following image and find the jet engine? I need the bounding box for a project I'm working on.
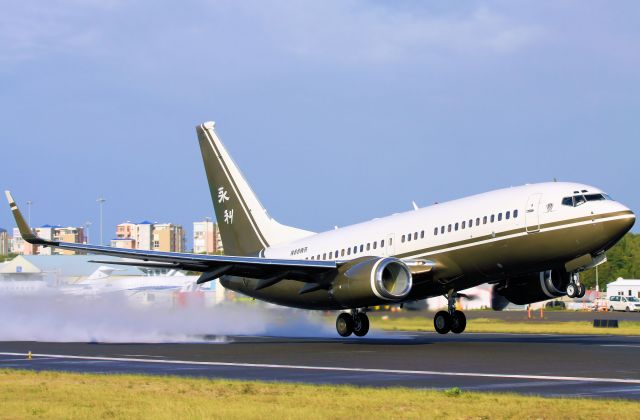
[492,270,570,308]
[330,257,413,307]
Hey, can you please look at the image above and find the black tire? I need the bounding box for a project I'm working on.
[609,306,615,312]
[353,313,370,337]
[566,283,577,298]
[625,306,630,312]
[450,310,467,334]
[434,311,452,334]
[336,313,354,337]
[577,284,586,298]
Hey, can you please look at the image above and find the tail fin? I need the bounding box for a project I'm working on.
[196,122,314,256]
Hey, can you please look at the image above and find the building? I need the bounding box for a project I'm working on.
[110,238,136,249]
[11,227,35,255]
[112,221,154,250]
[607,278,640,299]
[153,223,185,252]
[193,220,223,254]
[0,228,9,256]
[9,225,85,255]
[52,226,86,255]
[134,221,153,250]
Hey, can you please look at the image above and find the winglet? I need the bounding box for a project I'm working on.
[4,191,45,244]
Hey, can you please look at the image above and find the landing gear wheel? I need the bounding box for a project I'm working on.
[434,311,452,334]
[450,310,467,334]
[577,284,586,298]
[336,313,354,337]
[353,313,370,337]
[566,282,578,298]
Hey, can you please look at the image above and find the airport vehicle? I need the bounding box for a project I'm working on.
[5,121,635,336]
[608,296,640,312]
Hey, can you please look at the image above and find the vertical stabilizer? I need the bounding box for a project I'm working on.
[196,122,314,256]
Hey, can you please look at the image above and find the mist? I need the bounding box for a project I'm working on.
[0,291,339,343]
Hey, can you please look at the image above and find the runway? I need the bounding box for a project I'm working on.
[2,332,640,399]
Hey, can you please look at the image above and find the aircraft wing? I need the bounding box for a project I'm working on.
[5,191,337,284]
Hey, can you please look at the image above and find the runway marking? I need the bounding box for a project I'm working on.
[2,352,640,385]
[600,345,640,348]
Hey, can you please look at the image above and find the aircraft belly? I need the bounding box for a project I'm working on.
[220,276,343,310]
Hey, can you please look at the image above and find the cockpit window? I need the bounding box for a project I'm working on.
[561,197,573,207]
[561,193,611,207]
[585,193,606,202]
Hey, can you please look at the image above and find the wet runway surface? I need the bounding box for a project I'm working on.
[2,332,640,399]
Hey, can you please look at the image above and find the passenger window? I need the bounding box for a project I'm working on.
[506,211,510,220]
[455,222,459,231]
[414,232,418,240]
[514,209,518,218]
[366,243,370,251]
[441,226,445,234]
[483,216,487,224]
[322,253,326,260]
[311,256,314,260]
[329,252,333,259]
[434,227,438,235]
[490,215,495,223]
[498,213,502,221]
[462,221,466,229]
[347,248,351,256]
[341,249,345,257]
[401,234,405,243]
[420,230,424,239]
[373,242,377,249]
[469,219,473,227]
[476,218,480,226]
[353,246,357,253]
[360,245,363,252]
[448,224,452,232]
[408,234,412,242]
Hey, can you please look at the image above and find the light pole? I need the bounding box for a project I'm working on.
[26,200,32,225]
[97,197,106,246]
[205,216,211,255]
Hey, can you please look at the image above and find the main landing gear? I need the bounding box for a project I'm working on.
[336,309,370,337]
[566,273,586,299]
[434,291,467,334]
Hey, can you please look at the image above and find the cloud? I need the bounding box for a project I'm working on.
[0,1,120,62]
[203,1,544,67]
[0,0,543,67]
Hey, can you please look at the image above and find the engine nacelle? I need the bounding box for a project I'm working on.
[493,270,570,307]
[330,257,413,307]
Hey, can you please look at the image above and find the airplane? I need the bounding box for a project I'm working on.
[5,121,635,337]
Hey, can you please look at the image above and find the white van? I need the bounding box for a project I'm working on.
[608,296,640,312]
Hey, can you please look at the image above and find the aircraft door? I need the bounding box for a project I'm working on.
[525,193,542,233]
[386,233,395,256]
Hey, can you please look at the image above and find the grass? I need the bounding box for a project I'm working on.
[370,316,640,335]
[1,369,638,419]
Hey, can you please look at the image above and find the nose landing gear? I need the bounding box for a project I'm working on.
[336,309,370,337]
[434,291,467,334]
[566,273,586,298]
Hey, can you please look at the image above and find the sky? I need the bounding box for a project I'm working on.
[1,0,639,248]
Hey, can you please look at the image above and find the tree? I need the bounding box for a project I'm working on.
[581,233,640,289]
